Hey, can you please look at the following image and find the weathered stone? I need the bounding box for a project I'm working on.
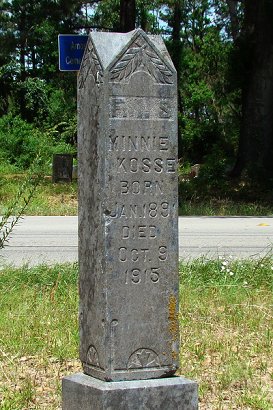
[78,29,179,383]
[52,154,73,183]
[62,373,198,410]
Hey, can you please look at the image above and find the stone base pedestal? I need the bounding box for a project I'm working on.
[62,373,198,410]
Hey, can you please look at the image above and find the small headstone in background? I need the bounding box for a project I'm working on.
[52,154,73,183]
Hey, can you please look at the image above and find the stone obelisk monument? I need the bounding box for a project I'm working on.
[62,29,198,409]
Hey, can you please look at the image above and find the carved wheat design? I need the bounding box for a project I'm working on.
[79,43,103,89]
[110,38,173,84]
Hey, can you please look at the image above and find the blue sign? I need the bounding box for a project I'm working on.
[58,34,88,71]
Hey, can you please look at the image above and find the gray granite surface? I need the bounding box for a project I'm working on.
[77,29,179,382]
[62,373,198,410]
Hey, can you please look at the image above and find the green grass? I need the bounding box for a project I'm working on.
[179,258,273,409]
[178,172,273,216]
[0,175,78,216]
[0,263,79,409]
[0,259,272,409]
[179,198,273,216]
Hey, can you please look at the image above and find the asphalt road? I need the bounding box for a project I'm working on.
[0,216,272,267]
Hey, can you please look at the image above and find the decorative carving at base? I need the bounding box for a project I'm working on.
[86,345,100,368]
[127,348,160,369]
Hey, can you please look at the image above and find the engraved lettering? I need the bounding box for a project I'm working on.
[109,97,173,119]
[141,136,155,151]
[117,158,176,173]
[161,202,170,217]
[131,249,138,262]
[158,246,168,261]
[141,249,150,262]
[159,137,169,151]
[119,248,150,263]
[150,267,160,283]
[144,181,152,194]
[159,101,171,118]
[108,135,170,152]
[120,205,126,218]
[121,181,128,194]
[166,159,176,173]
[149,203,157,218]
[125,268,160,284]
[142,158,151,173]
[132,269,141,283]
[111,97,127,118]
[119,247,127,262]
[118,158,127,172]
[120,181,163,195]
[138,225,146,238]
[132,181,140,194]
[128,136,138,151]
[155,181,163,194]
[130,158,138,173]
[109,136,118,151]
[154,158,163,173]
[108,201,172,218]
[122,226,130,239]
[122,225,157,239]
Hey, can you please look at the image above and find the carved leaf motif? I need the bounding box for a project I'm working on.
[110,37,173,84]
[78,43,103,89]
[111,48,142,82]
[127,348,160,369]
[86,345,100,367]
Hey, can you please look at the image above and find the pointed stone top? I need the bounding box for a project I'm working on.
[87,29,175,72]
[90,31,135,70]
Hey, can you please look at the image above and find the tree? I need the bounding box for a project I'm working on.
[230,0,273,183]
[120,0,136,31]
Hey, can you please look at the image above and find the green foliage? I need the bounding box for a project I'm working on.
[0,0,271,189]
[13,77,50,123]
[0,114,44,169]
[92,0,120,30]
[180,27,239,164]
[0,113,76,175]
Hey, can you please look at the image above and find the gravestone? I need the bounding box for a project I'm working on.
[52,153,73,183]
[63,29,198,409]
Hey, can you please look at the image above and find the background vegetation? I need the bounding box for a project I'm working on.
[0,0,272,212]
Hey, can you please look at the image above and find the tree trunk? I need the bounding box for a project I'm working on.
[169,1,183,159]
[120,0,136,32]
[226,0,240,41]
[231,0,273,183]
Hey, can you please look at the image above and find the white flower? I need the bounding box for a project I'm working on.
[229,271,234,276]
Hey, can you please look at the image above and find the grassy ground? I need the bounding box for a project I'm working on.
[179,199,273,217]
[0,260,272,409]
[0,175,78,216]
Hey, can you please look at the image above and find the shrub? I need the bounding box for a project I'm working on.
[0,114,45,170]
